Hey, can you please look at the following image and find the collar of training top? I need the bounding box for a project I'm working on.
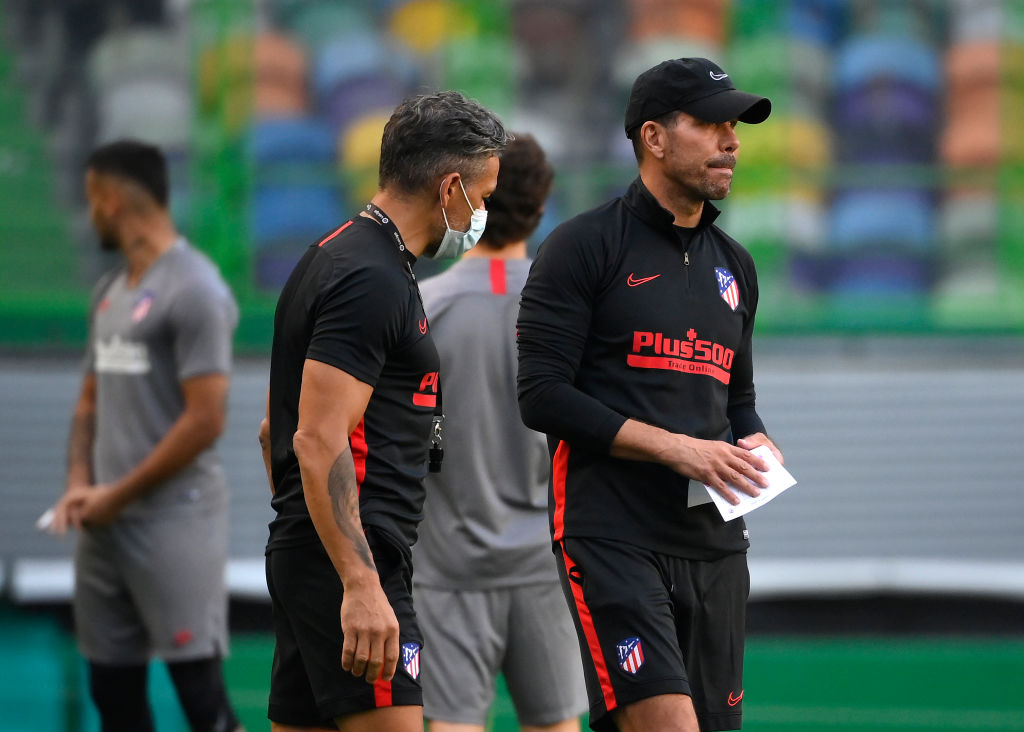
[624,177,722,232]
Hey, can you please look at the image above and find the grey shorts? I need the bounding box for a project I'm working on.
[73,507,229,664]
[414,581,588,726]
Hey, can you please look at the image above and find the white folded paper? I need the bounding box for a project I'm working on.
[36,507,55,532]
[703,445,796,521]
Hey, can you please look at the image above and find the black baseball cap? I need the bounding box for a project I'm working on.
[624,57,771,136]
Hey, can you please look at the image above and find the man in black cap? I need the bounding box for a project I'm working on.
[516,58,783,732]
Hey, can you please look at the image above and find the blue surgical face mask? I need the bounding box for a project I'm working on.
[430,178,487,260]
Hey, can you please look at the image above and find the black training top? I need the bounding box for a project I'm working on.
[266,216,440,554]
[516,177,765,560]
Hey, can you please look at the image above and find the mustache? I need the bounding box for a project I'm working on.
[707,155,736,169]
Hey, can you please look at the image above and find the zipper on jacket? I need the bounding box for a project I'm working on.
[683,250,690,287]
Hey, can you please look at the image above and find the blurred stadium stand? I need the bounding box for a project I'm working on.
[0,0,1022,614]
[1,0,1021,342]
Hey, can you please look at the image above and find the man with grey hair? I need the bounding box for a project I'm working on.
[259,90,509,732]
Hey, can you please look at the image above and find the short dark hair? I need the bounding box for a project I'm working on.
[629,109,682,163]
[86,140,169,207]
[379,91,510,195]
[480,133,553,249]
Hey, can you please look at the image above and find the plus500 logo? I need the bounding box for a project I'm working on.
[631,331,734,370]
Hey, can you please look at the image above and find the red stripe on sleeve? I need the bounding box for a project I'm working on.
[373,678,393,707]
[551,441,569,541]
[560,542,617,712]
[349,418,367,490]
[318,220,353,247]
[489,258,507,295]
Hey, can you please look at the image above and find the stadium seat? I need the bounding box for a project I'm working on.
[313,34,398,105]
[945,39,1000,87]
[87,27,192,149]
[737,116,831,170]
[833,33,941,93]
[722,192,827,254]
[935,188,1021,312]
[831,32,941,168]
[937,190,999,294]
[94,76,192,149]
[285,2,375,56]
[786,0,846,46]
[829,190,936,255]
[940,38,1024,166]
[828,253,933,294]
[87,26,189,90]
[388,0,477,55]
[947,0,1004,43]
[846,0,946,44]
[730,0,788,39]
[441,34,516,117]
[248,116,336,163]
[834,81,938,164]
[788,251,833,292]
[939,190,998,248]
[321,73,403,136]
[627,0,728,46]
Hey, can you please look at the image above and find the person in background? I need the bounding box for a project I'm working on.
[516,58,783,732]
[258,91,508,732]
[49,139,242,732]
[414,134,588,732]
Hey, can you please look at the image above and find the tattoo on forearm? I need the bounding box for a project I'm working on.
[68,412,95,481]
[327,448,376,571]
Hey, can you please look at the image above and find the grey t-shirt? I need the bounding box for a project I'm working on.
[83,238,238,519]
[414,257,557,589]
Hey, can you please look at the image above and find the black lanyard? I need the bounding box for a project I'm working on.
[366,203,407,253]
[365,203,445,472]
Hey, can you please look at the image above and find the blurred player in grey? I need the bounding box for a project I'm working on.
[49,140,242,732]
[414,134,587,732]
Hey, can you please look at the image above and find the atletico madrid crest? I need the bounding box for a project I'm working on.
[617,636,645,675]
[402,642,421,679]
[132,291,155,323]
[715,267,740,311]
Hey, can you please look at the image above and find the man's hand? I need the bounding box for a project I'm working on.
[737,432,784,465]
[610,419,775,506]
[339,575,401,684]
[50,484,123,533]
[670,435,770,505]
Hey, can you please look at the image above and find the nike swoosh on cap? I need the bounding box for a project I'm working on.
[710,71,729,80]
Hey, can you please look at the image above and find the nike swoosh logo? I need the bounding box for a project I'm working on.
[710,71,729,81]
[728,690,744,706]
[627,273,661,287]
